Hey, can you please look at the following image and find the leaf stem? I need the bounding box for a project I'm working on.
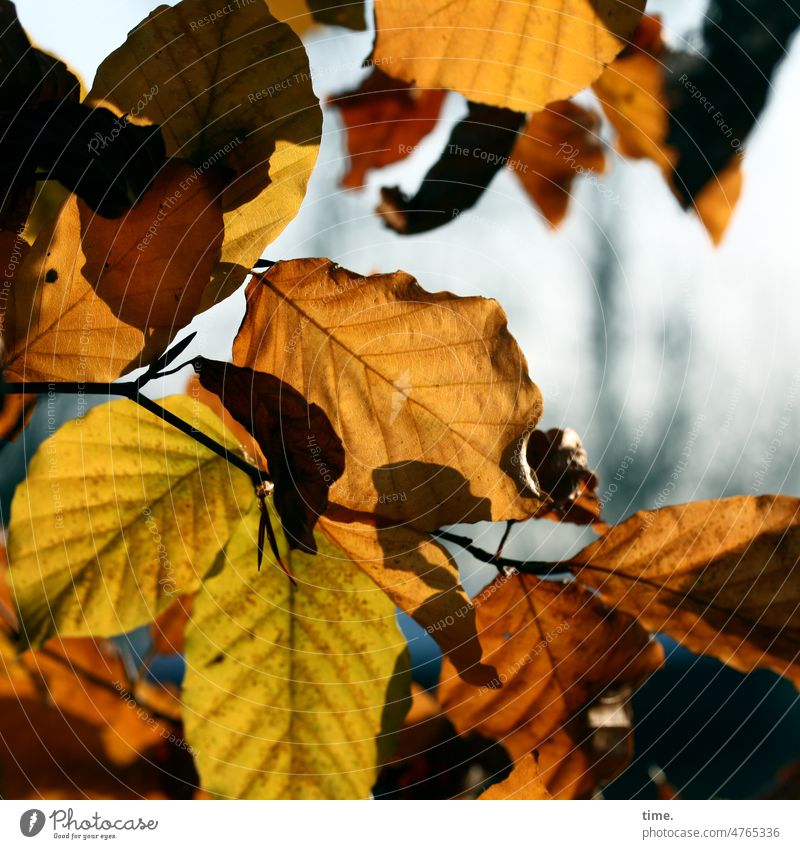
[0,380,265,486]
[433,529,567,576]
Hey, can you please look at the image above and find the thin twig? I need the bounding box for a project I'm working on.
[433,529,567,576]
[1,380,265,486]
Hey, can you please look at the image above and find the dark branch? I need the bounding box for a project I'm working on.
[433,530,567,576]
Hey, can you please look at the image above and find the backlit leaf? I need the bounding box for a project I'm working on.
[438,573,663,797]
[372,0,645,112]
[7,396,253,647]
[182,503,411,799]
[571,495,800,688]
[89,0,322,286]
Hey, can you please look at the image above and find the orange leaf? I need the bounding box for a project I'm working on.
[330,68,446,188]
[512,102,606,228]
[571,495,800,687]
[479,753,551,800]
[438,573,663,796]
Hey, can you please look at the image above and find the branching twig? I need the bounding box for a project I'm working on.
[0,379,266,486]
[433,529,568,576]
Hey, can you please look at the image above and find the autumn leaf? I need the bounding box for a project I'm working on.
[571,495,800,688]
[438,573,663,797]
[372,0,645,112]
[330,68,446,188]
[308,0,365,30]
[2,162,222,382]
[233,259,543,528]
[593,15,742,244]
[377,102,525,234]
[7,396,253,647]
[89,0,322,287]
[479,753,551,800]
[319,508,496,687]
[182,503,411,799]
[511,102,606,228]
[193,358,344,553]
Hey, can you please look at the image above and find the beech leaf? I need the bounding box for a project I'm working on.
[571,495,800,688]
[7,396,253,647]
[193,357,345,553]
[372,0,645,112]
[438,573,663,797]
[182,503,411,799]
[233,258,543,529]
[89,0,322,286]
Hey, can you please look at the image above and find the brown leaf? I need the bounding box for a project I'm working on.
[194,358,345,553]
[2,161,222,382]
[308,0,365,30]
[233,258,543,530]
[593,15,742,243]
[372,0,645,112]
[526,427,601,524]
[438,573,663,797]
[319,508,496,686]
[479,752,551,799]
[512,102,606,228]
[571,494,800,687]
[330,68,446,188]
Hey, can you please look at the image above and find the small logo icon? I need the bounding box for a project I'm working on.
[20,809,45,837]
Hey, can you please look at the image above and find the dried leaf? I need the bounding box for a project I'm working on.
[233,258,543,529]
[194,358,344,553]
[372,0,645,112]
[330,68,446,188]
[89,0,321,287]
[2,162,221,382]
[571,495,800,687]
[526,427,601,524]
[593,15,743,243]
[7,396,253,647]
[438,573,663,797]
[377,103,525,234]
[512,102,606,228]
[479,753,551,800]
[182,503,411,799]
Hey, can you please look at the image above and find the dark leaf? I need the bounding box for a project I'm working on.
[194,358,345,553]
[377,102,525,234]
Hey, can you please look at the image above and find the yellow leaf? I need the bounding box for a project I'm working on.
[88,0,322,288]
[372,0,645,112]
[571,494,800,688]
[183,503,411,799]
[234,259,543,529]
[7,396,253,647]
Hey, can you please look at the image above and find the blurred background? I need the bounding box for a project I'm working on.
[3,0,800,799]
